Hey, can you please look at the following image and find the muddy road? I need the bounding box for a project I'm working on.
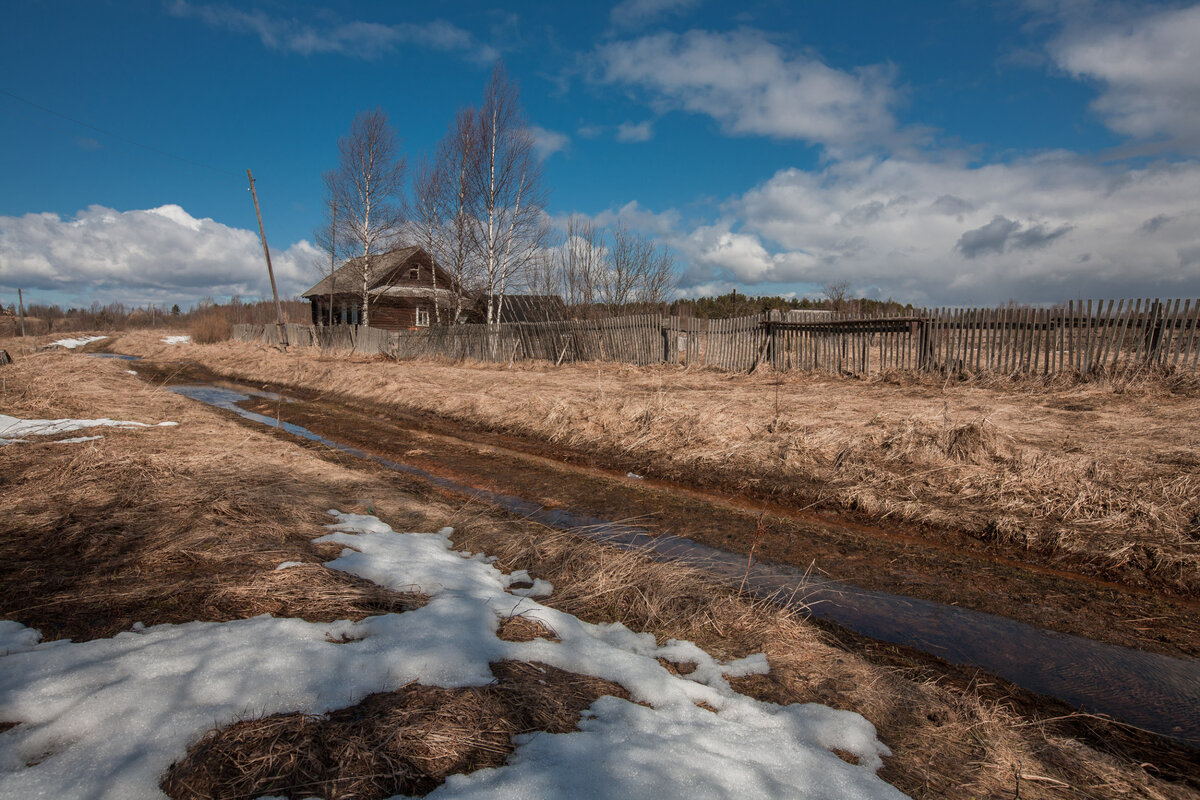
[135,358,1200,663]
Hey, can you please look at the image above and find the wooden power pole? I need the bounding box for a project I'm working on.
[246,169,289,347]
[17,288,26,337]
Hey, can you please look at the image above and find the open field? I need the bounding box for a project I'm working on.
[104,329,1200,599]
[2,342,1199,798]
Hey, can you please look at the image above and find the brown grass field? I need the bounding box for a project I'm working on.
[0,340,1197,797]
[1,336,1198,798]
[102,329,1200,599]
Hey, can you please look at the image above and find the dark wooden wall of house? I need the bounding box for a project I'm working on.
[371,303,419,331]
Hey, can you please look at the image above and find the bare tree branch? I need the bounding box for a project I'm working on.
[328,108,406,327]
[469,63,547,325]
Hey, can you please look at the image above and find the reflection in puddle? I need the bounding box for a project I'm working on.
[169,382,1200,747]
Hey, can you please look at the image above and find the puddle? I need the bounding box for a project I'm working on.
[169,382,1200,746]
[86,353,141,361]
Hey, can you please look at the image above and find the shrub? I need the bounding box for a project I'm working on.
[189,311,232,344]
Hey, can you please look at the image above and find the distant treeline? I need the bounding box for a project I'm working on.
[0,297,310,336]
[668,292,915,319]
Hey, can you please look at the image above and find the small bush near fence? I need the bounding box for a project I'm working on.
[190,312,233,344]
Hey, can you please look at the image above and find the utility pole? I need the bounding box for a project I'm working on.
[17,288,26,337]
[246,169,289,347]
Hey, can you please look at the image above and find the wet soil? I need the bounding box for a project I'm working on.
[133,358,1200,663]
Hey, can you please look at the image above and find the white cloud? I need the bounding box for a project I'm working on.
[616,120,654,142]
[0,205,320,306]
[169,1,498,64]
[1049,3,1200,148]
[595,29,900,148]
[610,0,700,29]
[588,201,682,238]
[663,153,1200,303]
[528,126,570,159]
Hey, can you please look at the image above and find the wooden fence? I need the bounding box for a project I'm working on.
[235,297,1200,377]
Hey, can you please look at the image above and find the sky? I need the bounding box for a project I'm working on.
[1,0,1199,309]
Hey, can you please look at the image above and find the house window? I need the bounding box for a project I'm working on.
[415,306,430,327]
[409,267,419,280]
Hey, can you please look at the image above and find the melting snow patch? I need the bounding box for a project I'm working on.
[48,436,103,445]
[0,415,178,444]
[0,512,905,800]
[161,335,190,344]
[49,335,107,349]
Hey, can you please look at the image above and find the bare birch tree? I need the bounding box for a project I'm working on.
[328,109,406,327]
[410,155,446,324]
[469,64,547,325]
[438,108,480,323]
[313,170,344,326]
[526,242,563,299]
[599,223,643,311]
[635,237,676,306]
[599,223,677,313]
[559,214,605,313]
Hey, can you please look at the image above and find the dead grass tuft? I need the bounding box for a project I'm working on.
[495,614,559,642]
[162,661,628,800]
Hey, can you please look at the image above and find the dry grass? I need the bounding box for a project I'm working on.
[162,660,627,800]
[110,330,1200,596]
[4,347,1195,799]
[0,351,426,641]
[188,311,233,344]
[451,522,1200,800]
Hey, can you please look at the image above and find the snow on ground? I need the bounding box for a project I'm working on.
[0,415,177,445]
[160,335,190,344]
[49,335,107,349]
[0,512,906,800]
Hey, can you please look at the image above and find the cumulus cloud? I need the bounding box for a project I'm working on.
[0,205,320,306]
[169,1,498,64]
[595,29,900,148]
[616,120,654,142]
[586,200,682,238]
[664,153,1200,303]
[610,0,700,28]
[1049,3,1200,149]
[528,126,570,159]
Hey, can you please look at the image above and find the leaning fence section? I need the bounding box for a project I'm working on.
[234,297,1200,377]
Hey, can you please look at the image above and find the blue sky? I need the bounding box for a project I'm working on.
[2,0,1199,309]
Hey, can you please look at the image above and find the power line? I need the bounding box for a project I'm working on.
[0,87,242,178]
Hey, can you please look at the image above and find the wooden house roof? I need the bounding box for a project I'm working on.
[302,247,458,299]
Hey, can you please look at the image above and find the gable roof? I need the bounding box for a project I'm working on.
[302,246,458,298]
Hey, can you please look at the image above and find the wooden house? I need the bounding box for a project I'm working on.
[302,247,462,330]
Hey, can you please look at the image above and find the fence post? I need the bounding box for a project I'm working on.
[916,319,931,370]
[1146,300,1165,365]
